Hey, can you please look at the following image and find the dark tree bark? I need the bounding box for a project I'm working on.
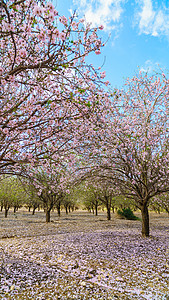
[32,206,37,215]
[95,200,98,216]
[164,206,169,215]
[141,204,149,237]
[46,210,51,223]
[105,196,111,220]
[106,205,111,220]
[5,208,9,218]
[0,205,3,211]
[57,201,61,217]
[112,206,115,213]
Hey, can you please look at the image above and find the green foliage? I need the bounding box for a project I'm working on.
[117,208,140,220]
[0,176,27,210]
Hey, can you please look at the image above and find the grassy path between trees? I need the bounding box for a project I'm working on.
[0,211,168,299]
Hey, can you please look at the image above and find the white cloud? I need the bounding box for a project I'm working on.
[73,0,125,31]
[140,60,160,73]
[137,0,169,37]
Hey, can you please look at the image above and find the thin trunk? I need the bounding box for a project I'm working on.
[32,207,36,215]
[14,206,16,213]
[46,210,51,223]
[107,205,111,220]
[141,205,149,237]
[106,196,111,220]
[57,202,61,217]
[0,205,3,212]
[65,206,68,214]
[28,206,31,212]
[5,208,9,218]
[95,200,98,216]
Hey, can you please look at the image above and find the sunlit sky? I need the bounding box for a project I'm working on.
[54,0,169,88]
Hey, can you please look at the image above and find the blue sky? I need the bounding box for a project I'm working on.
[54,0,169,88]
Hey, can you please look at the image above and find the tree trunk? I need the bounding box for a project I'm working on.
[46,210,51,223]
[14,206,16,213]
[32,207,36,215]
[5,208,9,218]
[105,196,111,220]
[65,206,68,214]
[57,202,61,217]
[28,206,31,212]
[164,206,169,215]
[0,205,3,211]
[141,205,149,237]
[107,205,111,220]
[95,201,98,216]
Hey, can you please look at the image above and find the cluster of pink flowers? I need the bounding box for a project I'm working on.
[59,16,68,25]
[19,49,27,58]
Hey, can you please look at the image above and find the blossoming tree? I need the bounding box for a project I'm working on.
[100,72,169,236]
[77,71,169,236]
[0,0,107,175]
[20,153,77,222]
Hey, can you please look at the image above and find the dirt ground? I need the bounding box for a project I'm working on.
[0,209,169,299]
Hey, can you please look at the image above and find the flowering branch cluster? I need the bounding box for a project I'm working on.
[0,0,108,174]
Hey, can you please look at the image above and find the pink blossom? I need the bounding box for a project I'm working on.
[46,11,55,22]
[19,49,27,58]
[60,32,66,41]
[98,25,104,30]
[46,2,54,11]
[3,128,9,134]
[33,5,43,16]
[59,16,68,25]
[104,81,109,86]
[95,50,101,55]
[53,28,60,38]
[100,71,106,79]
[53,9,58,16]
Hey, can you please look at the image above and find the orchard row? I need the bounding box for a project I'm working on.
[0,0,168,236]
